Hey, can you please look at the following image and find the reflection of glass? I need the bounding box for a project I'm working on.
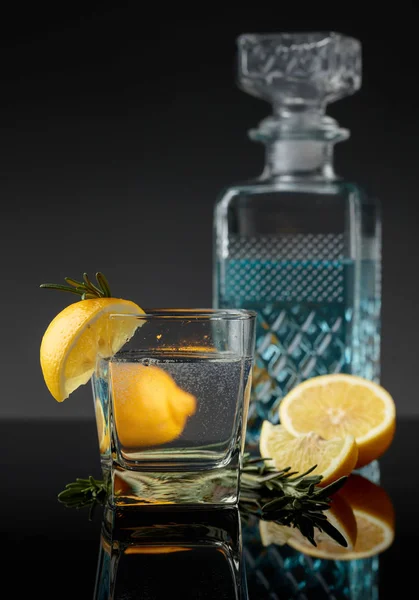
[91,471,395,599]
[93,507,246,599]
[92,309,255,506]
[243,473,395,599]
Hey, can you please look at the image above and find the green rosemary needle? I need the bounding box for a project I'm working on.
[40,271,112,300]
[239,454,348,547]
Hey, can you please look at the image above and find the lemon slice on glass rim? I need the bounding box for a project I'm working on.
[39,272,144,402]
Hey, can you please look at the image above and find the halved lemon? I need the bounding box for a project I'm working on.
[287,474,395,560]
[110,362,197,448]
[260,490,358,552]
[40,297,144,402]
[279,374,396,467]
[259,421,358,487]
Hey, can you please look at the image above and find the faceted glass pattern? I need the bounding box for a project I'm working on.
[237,32,361,107]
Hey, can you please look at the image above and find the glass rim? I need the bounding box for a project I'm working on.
[109,308,256,321]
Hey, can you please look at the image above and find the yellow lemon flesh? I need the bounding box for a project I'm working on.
[279,374,396,467]
[259,421,358,487]
[286,474,395,560]
[110,362,197,448]
[40,297,144,402]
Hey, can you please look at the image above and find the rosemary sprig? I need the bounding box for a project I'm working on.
[40,271,112,300]
[239,454,348,547]
[58,476,108,521]
[57,455,348,547]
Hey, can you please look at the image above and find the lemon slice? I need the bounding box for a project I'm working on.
[260,490,358,552]
[259,421,358,487]
[40,297,144,402]
[287,474,395,560]
[279,374,396,467]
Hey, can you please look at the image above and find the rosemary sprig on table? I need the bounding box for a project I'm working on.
[40,271,112,300]
[239,454,348,547]
[57,455,348,547]
[58,476,108,521]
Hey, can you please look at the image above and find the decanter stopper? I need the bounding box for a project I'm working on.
[237,32,362,111]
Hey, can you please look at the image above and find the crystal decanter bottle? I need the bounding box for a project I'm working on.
[213,32,381,449]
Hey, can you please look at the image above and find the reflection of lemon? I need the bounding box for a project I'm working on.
[157,345,216,353]
[259,520,292,547]
[95,398,110,454]
[111,363,197,448]
[40,298,144,402]
[287,474,395,560]
[338,474,395,558]
[279,374,396,468]
[259,421,358,486]
[260,490,358,552]
[124,546,191,554]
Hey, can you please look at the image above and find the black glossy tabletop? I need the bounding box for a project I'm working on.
[1,416,417,599]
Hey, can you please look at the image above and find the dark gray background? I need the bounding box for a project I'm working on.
[1,7,418,419]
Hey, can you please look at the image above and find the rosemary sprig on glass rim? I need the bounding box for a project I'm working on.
[40,271,112,300]
[57,455,348,548]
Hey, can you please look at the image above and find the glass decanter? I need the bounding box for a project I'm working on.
[213,32,381,449]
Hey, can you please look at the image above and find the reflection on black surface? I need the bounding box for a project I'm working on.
[243,517,379,600]
[93,506,246,599]
[243,472,395,600]
[92,473,395,600]
[1,419,408,599]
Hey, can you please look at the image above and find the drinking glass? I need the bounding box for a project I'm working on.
[92,308,256,507]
